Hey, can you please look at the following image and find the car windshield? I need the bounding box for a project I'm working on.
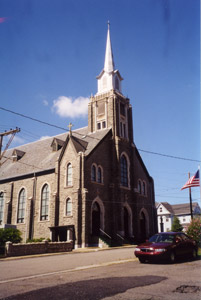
[149,234,175,243]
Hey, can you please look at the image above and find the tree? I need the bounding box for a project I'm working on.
[171,216,183,232]
[187,217,201,247]
[0,228,22,247]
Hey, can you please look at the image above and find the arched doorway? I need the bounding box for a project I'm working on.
[140,211,146,242]
[124,207,129,238]
[92,202,100,236]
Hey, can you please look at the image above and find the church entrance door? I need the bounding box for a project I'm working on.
[92,202,100,236]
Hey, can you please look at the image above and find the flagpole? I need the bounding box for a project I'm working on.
[188,172,193,220]
[199,165,201,206]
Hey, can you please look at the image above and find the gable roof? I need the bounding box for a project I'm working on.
[156,202,200,216]
[159,202,174,214]
[172,202,200,215]
[0,127,111,182]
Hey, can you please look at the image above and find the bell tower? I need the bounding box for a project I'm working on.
[88,23,133,143]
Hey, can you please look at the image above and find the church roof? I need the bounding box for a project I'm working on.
[0,127,111,182]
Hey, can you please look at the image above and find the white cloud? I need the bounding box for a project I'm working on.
[43,100,49,106]
[52,96,89,118]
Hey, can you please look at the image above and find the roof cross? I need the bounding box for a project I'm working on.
[68,122,73,135]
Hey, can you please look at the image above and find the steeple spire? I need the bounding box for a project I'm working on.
[104,21,115,73]
[96,22,123,95]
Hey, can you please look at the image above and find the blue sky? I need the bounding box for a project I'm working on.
[0,0,200,205]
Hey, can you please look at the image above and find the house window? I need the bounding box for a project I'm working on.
[66,198,72,216]
[102,121,106,129]
[183,218,186,222]
[160,207,162,212]
[91,165,96,181]
[166,218,169,222]
[120,155,128,187]
[17,189,26,223]
[0,192,4,225]
[40,184,49,221]
[97,167,102,183]
[138,180,142,194]
[67,163,72,186]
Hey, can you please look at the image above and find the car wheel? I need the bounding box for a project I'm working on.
[139,257,146,263]
[192,248,197,260]
[169,251,176,263]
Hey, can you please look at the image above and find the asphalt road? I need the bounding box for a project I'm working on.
[0,247,201,300]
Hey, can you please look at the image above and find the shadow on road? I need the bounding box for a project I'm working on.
[3,275,167,300]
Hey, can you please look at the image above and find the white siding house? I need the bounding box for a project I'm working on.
[156,202,201,232]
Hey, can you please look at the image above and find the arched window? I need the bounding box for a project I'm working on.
[17,189,26,223]
[97,166,102,183]
[0,192,4,225]
[120,155,128,187]
[138,180,142,194]
[41,184,49,221]
[67,163,72,186]
[66,198,72,216]
[91,165,96,182]
[142,181,146,195]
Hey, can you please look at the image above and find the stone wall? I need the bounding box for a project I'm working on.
[5,240,73,257]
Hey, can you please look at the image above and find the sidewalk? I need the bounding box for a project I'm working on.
[0,244,136,261]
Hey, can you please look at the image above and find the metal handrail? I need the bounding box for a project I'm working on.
[100,228,112,240]
[116,233,124,241]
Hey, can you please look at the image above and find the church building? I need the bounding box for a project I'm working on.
[0,24,157,248]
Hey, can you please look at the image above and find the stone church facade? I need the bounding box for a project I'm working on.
[0,24,157,248]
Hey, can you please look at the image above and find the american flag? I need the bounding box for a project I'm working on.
[181,170,200,190]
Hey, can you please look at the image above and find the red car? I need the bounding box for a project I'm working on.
[134,232,197,263]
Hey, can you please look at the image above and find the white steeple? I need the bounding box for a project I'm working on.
[104,21,115,73]
[96,22,123,95]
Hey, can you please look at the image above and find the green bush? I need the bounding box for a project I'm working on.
[171,216,183,232]
[187,217,201,247]
[0,228,22,247]
[26,238,51,243]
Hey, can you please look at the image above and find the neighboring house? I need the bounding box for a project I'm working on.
[156,202,201,232]
[0,25,157,248]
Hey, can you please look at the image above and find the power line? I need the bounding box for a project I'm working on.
[138,149,201,163]
[0,106,200,163]
[0,106,67,131]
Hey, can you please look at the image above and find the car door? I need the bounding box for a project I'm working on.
[174,234,186,256]
[180,233,193,255]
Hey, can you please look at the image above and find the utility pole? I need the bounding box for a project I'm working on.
[0,127,20,161]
